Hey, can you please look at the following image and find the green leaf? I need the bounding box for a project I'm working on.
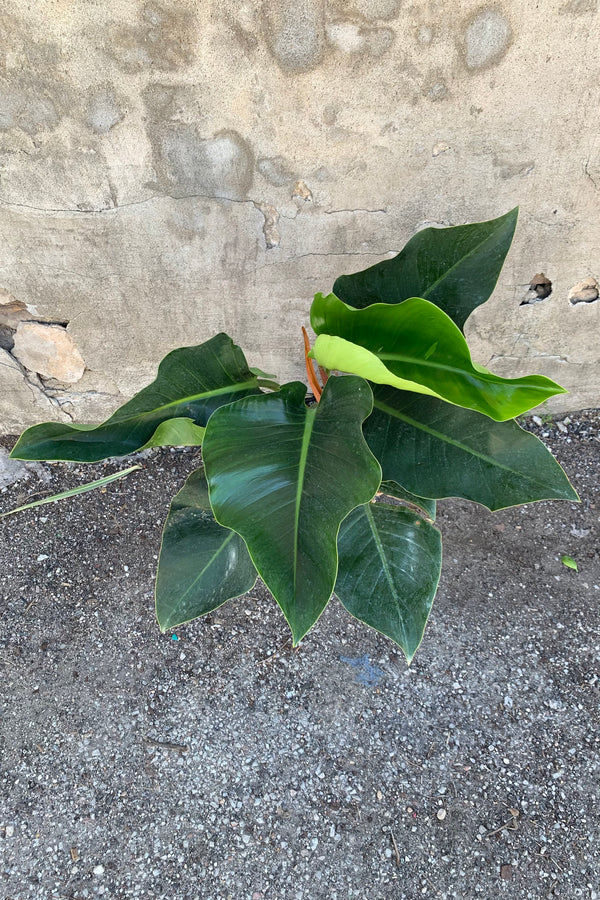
[0,465,141,519]
[310,293,566,421]
[379,480,436,520]
[333,207,518,330]
[10,334,261,463]
[561,554,578,572]
[336,501,442,663]
[203,377,382,644]
[365,387,579,510]
[155,468,257,631]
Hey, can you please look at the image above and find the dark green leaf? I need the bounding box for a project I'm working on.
[336,501,442,663]
[155,468,257,631]
[10,334,261,462]
[203,377,381,644]
[333,207,518,330]
[310,293,565,421]
[366,386,579,510]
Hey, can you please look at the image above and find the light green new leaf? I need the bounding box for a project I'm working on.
[203,377,382,644]
[155,468,257,631]
[140,418,205,450]
[336,501,442,663]
[332,207,518,330]
[310,293,565,421]
[365,386,579,510]
[10,333,261,463]
[561,554,578,572]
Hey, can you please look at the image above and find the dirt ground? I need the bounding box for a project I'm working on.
[0,411,598,900]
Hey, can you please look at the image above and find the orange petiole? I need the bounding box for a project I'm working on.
[302,326,322,401]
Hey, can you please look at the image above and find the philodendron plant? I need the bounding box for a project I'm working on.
[8,208,578,662]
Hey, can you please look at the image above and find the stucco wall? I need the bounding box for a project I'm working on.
[0,0,598,433]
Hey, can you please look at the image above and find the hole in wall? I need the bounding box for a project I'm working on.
[568,276,599,305]
[520,272,552,305]
[0,324,15,352]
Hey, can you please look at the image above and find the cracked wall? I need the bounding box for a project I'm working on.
[1,0,599,432]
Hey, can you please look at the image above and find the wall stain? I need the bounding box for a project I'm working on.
[85,85,125,135]
[0,73,71,135]
[263,0,326,73]
[493,156,535,179]
[461,6,513,71]
[152,124,254,201]
[328,0,401,21]
[257,156,295,187]
[326,22,395,56]
[559,0,598,13]
[108,3,196,73]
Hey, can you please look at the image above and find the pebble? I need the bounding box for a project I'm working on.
[93,865,105,876]
[5,825,15,837]
[436,809,447,821]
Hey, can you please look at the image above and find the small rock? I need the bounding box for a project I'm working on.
[568,276,599,305]
[436,808,447,821]
[500,863,512,880]
[12,322,85,383]
[292,180,313,201]
[37,554,49,562]
[92,864,105,876]
[254,201,281,249]
[5,825,15,837]
[432,141,451,157]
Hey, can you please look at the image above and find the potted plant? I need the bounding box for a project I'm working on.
[5,208,577,662]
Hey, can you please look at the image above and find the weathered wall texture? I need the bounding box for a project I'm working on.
[0,0,598,432]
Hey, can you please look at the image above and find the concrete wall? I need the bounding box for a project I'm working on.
[1,0,598,433]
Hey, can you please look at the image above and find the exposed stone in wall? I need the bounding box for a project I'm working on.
[12,323,86,384]
[254,202,281,249]
[568,277,599,305]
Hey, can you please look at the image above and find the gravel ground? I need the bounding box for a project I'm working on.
[0,411,599,900]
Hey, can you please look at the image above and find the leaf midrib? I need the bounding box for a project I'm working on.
[165,528,236,612]
[420,219,510,301]
[373,398,558,490]
[375,351,549,393]
[292,407,317,598]
[110,379,259,427]
[364,504,400,604]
